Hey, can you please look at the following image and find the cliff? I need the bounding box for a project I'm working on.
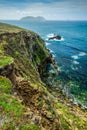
[0,22,87,130]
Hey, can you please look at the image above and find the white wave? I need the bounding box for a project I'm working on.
[71,65,78,71]
[71,55,79,60]
[47,33,55,38]
[49,49,54,53]
[58,67,62,71]
[53,54,56,58]
[78,52,87,56]
[45,38,49,41]
[71,52,86,60]
[45,42,51,46]
[61,37,65,41]
[73,60,79,65]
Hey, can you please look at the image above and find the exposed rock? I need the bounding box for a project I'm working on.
[48,34,61,40]
[0,63,16,86]
[0,114,10,127]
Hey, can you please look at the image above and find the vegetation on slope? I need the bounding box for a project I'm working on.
[0,22,87,130]
[0,56,13,68]
[0,23,26,34]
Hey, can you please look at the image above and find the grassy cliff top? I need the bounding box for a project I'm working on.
[0,22,26,34]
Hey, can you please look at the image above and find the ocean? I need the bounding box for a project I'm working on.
[1,20,87,107]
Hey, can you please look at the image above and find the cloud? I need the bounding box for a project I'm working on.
[0,0,66,5]
[0,0,87,20]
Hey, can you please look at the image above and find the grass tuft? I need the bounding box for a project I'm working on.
[0,55,13,67]
[20,123,40,130]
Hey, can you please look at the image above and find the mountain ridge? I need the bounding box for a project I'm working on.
[20,16,46,21]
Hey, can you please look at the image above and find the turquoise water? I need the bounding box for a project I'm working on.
[1,20,87,107]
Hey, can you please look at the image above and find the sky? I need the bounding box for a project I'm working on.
[0,0,87,20]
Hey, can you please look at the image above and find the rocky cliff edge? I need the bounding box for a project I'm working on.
[0,23,87,130]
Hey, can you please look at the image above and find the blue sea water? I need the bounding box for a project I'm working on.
[1,20,87,106]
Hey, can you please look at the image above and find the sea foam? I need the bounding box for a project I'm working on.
[47,33,54,38]
[73,60,79,65]
[71,65,78,71]
[49,49,54,53]
[71,51,87,60]
[71,55,79,60]
[53,54,56,58]
[78,52,87,56]
[45,42,51,46]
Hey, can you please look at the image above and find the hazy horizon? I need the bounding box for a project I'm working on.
[0,0,87,21]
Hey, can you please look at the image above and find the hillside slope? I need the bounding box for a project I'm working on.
[0,22,87,130]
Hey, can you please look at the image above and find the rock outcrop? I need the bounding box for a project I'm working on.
[48,34,61,40]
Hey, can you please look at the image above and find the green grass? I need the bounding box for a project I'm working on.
[56,103,87,130]
[0,45,4,54]
[0,76,25,117]
[14,51,20,56]
[60,116,70,130]
[0,55,13,67]
[38,98,44,108]
[20,123,40,130]
[1,122,15,130]
[0,94,25,117]
[0,77,26,128]
[0,40,8,54]
[0,77,39,129]
[0,76,12,94]
[0,22,26,34]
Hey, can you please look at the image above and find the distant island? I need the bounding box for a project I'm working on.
[20,16,46,21]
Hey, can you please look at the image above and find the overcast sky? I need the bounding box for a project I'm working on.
[0,0,87,20]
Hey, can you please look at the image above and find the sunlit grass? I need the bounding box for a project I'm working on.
[0,76,11,94]
[0,23,26,34]
[56,102,87,130]
[0,55,13,67]
[20,123,40,130]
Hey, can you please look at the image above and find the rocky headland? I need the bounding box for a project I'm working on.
[0,22,87,130]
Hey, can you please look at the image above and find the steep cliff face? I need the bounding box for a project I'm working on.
[0,23,87,130]
[0,23,61,130]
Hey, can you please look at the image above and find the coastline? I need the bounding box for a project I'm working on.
[45,41,87,110]
[0,22,87,129]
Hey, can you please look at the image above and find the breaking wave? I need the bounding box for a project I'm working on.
[71,55,79,60]
[78,52,87,56]
[71,52,87,60]
[72,60,79,65]
[45,42,51,46]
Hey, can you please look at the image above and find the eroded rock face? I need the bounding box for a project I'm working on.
[0,63,16,86]
[0,30,62,130]
[15,78,61,130]
[0,63,14,76]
